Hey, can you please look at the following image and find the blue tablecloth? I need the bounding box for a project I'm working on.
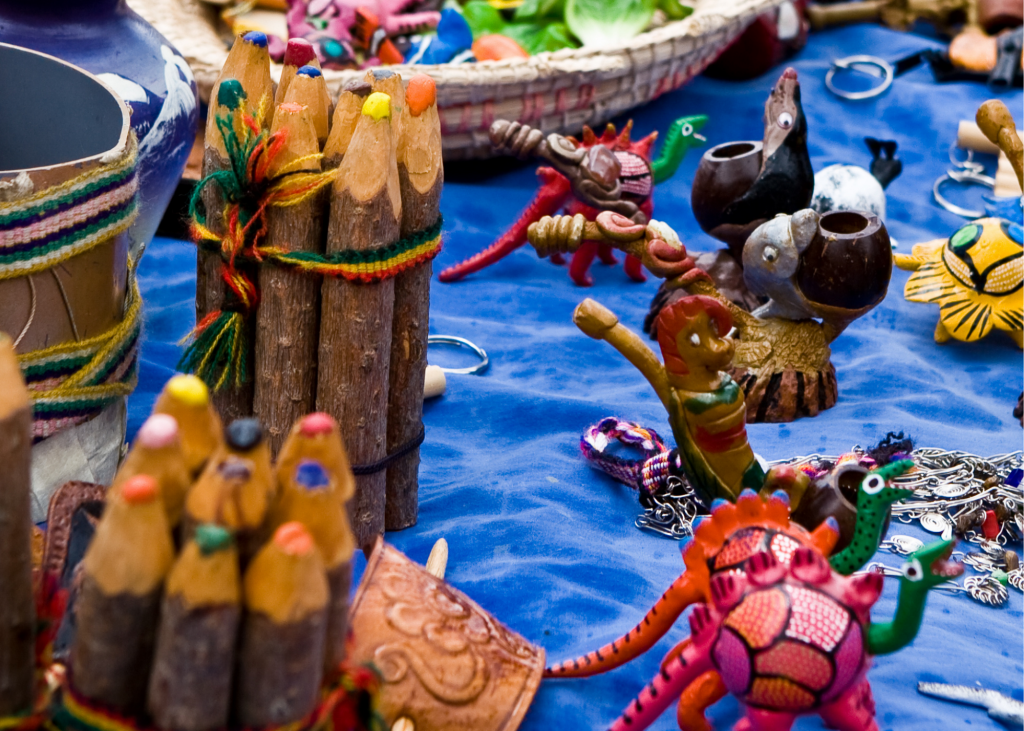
[133,24,1023,731]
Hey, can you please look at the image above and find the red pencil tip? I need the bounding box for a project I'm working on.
[285,38,316,67]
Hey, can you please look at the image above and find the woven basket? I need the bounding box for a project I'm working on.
[128,0,781,159]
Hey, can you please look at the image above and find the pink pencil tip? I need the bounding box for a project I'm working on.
[782,67,798,80]
[285,39,316,67]
[138,413,179,449]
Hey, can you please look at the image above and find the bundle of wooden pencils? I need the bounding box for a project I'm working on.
[193,33,443,547]
[66,374,373,731]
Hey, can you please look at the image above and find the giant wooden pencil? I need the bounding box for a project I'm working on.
[198,31,273,422]
[282,67,331,148]
[270,459,356,675]
[234,522,328,728]
[0,335,34,715]
[111,414,192,528]
[147,525,240,731]
[385,75,442,530]
[322,80,373,168]
[152,374,224,478]
[316,93,400,549]
[184,419,276,561]
[254,103,324,454]
[72,476,175,715]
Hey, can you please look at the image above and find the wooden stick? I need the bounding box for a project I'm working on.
[323,81,373,168]
[316,92,400,550]
[198,32,274,423]
[72,476,175,715]
[235,522,328,728]
[270,459,356,675]
[0,335,34,716]
[111,413,192,528]
[254,103,325,455]
[385,75,442,531]
[977,99,1024,189]
[153,374,224,478]
[147,526,240,731]
[282,68,331,148]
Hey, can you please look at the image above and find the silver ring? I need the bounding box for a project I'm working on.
[427,335,489,375]
[826,55,894,100]
[932,168,996,219]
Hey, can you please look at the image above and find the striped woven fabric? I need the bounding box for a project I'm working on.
[0,136,138,280]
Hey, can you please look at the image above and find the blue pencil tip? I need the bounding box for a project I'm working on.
[295,459,330,491]
[297,65,322,78]
[243,31,268,48]
[825,516,840,531]
[710,499,728,511]
[739,488,758,499]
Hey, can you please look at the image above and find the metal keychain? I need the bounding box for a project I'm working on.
[636,475,699,539]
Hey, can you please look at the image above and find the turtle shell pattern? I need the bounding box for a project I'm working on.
[712,581,865,712]
[708,526,808,575]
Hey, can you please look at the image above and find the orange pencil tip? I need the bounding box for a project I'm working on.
[122,475,159,504]
[406,75,436,116]
[274,521,314,555]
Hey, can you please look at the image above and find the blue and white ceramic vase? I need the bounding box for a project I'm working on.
[0,0,198,258]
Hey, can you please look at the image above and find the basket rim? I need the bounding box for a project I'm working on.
[132,0,781,86]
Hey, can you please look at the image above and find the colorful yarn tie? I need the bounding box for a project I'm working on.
[180,83,443,391]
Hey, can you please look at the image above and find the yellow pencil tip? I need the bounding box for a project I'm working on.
[362,92,391,121]
[165,374,209,407]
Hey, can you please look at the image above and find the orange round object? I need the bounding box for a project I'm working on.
[274,520,315,555]
[121,474,159,504]
[406,74,437,116]
[472,35,529,62]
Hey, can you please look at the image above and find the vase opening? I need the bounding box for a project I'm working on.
[820,211,869,236]
[711,142,757,159]
[0,45,126,172]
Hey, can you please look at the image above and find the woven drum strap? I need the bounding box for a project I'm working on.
[0,135,141,440]
[18,276,141,441]
[0,136,138,280]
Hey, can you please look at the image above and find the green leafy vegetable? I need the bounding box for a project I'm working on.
[565,0,657,46]
[514,0,565,22]
[501,21,578,53]
[462,0,506,37]
[659,0,693,21]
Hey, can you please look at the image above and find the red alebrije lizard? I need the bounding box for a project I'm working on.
[545,461,916,731]
[438,116,707,286]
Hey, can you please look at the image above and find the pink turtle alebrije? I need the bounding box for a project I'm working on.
[606,539,962,731]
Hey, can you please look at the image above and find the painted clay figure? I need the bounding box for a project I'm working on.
[439,116,707,285]
[895,217,1023,348]
[691,68,813,261]
[529,210,891,422]
[606,537,961,731]
[573,295,765,503]
[547,465,914,730]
